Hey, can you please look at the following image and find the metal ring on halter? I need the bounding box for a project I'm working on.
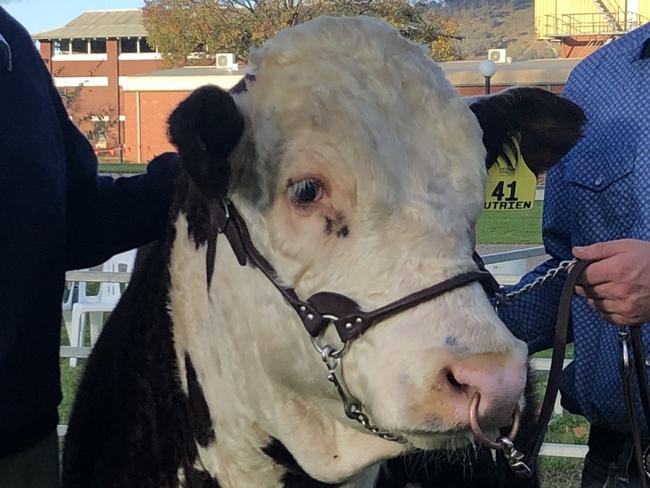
[310,315,348,359]
[468,392,521,450]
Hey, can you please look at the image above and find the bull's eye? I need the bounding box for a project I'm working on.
[288,178,324,207]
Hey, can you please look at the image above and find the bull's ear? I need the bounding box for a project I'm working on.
[469,87,585,174]
[168,85,244,200]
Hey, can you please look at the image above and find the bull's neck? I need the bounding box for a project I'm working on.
[167,213,391,488]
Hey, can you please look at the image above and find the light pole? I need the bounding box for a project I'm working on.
[478,59,497,95]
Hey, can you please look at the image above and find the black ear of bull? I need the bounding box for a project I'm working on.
[469,87,586,175]
[168,85,244,200]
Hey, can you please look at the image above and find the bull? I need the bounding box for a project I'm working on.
[62,15,584,488]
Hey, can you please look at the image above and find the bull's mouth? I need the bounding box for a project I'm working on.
[400,429,474,451]
[394,422,480,452]
[393,393,522,452]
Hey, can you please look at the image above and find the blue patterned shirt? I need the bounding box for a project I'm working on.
[499,23,650,436]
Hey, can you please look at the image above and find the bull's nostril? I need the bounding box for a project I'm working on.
[445,369,464,390]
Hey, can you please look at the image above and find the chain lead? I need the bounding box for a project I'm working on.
[496,259,576,308]
[314,338,408,444]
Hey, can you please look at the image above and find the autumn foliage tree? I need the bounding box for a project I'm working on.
[143,0,462,64]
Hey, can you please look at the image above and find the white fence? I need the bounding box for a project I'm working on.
[59,245,588,458]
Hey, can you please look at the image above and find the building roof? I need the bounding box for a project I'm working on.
[33,9,146,40]
[121,66,246,92]
[441,58,582,86]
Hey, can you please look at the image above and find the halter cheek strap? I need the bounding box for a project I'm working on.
[211,199,500,343]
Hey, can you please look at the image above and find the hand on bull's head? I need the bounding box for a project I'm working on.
[164,16,584,485]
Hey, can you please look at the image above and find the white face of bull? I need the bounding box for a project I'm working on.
[167,16,584,487]
[234,16,527,439]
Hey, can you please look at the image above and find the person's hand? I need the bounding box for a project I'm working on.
[573,239,650,326]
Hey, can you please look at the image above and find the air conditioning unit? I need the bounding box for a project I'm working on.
[488,48,508,64]
[216,53,238,70]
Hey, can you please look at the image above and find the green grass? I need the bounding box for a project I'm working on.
[530,343,587,487]
[98,163,147,174]
[59,359,85,424]
[476,200,544,244]
[59,325,85,424]
[539,457,583,488]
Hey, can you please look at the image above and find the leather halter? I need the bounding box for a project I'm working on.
[209,198,501,343]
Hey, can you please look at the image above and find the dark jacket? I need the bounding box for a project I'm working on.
[0,7,179,458]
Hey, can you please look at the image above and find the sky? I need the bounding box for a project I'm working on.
[1,0,144,35]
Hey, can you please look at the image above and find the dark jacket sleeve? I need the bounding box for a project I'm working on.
[47,82,181,271]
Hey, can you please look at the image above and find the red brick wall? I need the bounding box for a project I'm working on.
[123,91,188,163]
[119,59,168,75]
[62,85,116,138]
[39,40,52,72]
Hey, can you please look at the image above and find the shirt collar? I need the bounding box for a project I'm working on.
[0,32,12,71]
[641,37,650,60]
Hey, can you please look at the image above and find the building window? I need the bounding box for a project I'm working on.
[139,38,155,53]
[90,116,110,148]
[93,120,108,141]
[71,39,88,54]
[54,39,70,55]
[120,38,138,53]
[89,39,106,54]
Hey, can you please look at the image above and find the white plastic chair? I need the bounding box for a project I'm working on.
[62,271,88,345]
[67,250,136,366]
[62,273,88,312]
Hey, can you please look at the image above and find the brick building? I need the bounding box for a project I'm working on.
[121,67,244,163]
[34,9,167,159]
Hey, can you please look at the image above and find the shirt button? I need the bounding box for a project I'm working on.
[594,176,603,187]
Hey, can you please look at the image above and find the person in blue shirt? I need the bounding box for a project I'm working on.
[0,8,184,487]
[499,23,650,487]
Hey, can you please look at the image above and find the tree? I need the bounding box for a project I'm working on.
[56,65,119,153]
[143,0,462,63]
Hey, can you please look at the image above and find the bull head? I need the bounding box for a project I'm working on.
[165,16,584,486]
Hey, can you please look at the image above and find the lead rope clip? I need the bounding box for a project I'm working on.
[498,436,532,476]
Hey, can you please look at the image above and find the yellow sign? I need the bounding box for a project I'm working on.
[484,136,537,211]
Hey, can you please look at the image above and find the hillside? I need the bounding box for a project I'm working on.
[437,0,560,60]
